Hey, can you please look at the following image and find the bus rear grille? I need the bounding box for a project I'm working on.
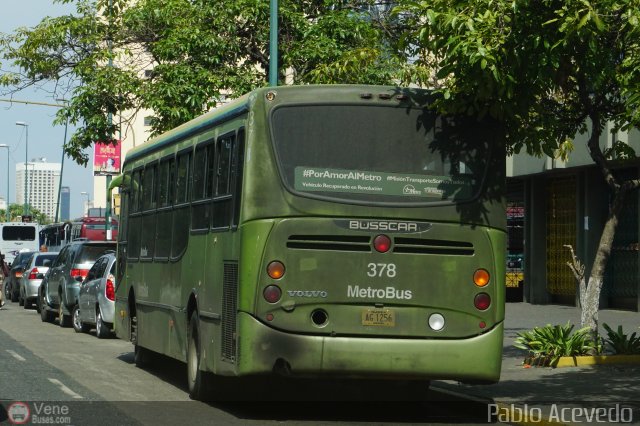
[393,237,475,255]
[221,262,238,363]
[287,235,371,252]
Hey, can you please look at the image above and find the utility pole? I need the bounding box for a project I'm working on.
[269,0,278,87]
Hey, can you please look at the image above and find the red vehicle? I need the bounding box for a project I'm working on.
[70,217,119,241]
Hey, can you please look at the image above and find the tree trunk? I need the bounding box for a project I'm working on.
[580,187,626,337]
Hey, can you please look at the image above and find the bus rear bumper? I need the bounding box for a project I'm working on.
[237,312,503,382]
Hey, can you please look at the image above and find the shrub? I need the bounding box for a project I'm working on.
[514,322,598,367]
[602,323,640,355]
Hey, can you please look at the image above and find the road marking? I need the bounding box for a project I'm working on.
[48,378,84,399]
[6,350,26,362]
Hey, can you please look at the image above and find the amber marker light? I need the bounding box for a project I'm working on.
[473,268,490,287]
[267,261,285,279]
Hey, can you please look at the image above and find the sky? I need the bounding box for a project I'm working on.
[0,1,91,219]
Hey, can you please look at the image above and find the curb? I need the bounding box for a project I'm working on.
[555,355,640,368]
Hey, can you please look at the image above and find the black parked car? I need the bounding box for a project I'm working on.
[4,251,36,302]
[39,240,116,326]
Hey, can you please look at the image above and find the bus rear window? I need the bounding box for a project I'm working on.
[270,104,494,205]
[2,226,36,241]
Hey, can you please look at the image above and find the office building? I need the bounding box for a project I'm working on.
[16,159,61,220]
[60,186,70,221]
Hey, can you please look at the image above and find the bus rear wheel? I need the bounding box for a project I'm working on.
[187,311,211,401]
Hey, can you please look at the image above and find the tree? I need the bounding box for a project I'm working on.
[395,0,640,337]
[0,0,403,165]
[2,204,49,224]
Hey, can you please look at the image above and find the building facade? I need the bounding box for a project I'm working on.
[16,159,61,221]
[507,124,640,311]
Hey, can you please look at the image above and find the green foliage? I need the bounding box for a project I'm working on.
[602,323,640,355]
[514,322,599,367]
[394,0,640,159]
[1,204,50,224]
[0,0,404,165]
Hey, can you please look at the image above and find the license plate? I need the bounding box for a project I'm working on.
[362,309,395,327]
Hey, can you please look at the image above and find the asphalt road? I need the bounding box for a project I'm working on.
[0,301,498,425]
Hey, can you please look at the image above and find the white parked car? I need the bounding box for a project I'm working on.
[19,252,59,309]
[73,252,116,338]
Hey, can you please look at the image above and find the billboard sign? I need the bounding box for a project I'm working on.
[94,141,122,176]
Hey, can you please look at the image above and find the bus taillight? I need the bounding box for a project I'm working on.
[473,269,490,287]
[474,293,491,310]
[267,261,285,279]
[373,235,391,253]
[263,285,282,303]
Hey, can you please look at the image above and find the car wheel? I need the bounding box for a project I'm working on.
[58,303,72,328]
[39,292,54,323]
[95,309,110,338]
[72,305,85,333]
[23,297,31,309]
[11,288,18,303]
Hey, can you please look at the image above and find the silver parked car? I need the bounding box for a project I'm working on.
[73,252,116,338]
[19,252,59,309]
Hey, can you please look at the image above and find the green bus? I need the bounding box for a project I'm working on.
[113,84,506,400]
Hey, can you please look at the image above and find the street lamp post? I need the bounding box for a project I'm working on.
[0,144,9,221]
[80,191,90,216]
[16,122,29,216]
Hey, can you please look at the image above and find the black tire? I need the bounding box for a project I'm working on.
[187,311,210,401]
[95,309,110,338]
[11,288,18,303]
[72,305,90,333]
[39,292,54,323]
[134,345,153,368]
[23,297,32,309]
[58,303,72,328]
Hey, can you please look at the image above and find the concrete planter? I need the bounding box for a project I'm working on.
[555,355,640,368]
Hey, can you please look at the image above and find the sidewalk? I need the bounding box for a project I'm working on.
[432,303,640,425]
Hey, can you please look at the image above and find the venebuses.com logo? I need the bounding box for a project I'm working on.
[6,401,72,425]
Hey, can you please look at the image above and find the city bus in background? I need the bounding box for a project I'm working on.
[40,216,118,252]
[113,85,506,401]
[0,222,41,265]
[69,216,119,241]
[39,222,73,252]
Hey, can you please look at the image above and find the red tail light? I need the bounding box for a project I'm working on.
[105,276,115,301]
[70,269,89,279]
[373,235,391,253]
[28,268,39,280]
[15,271,24,278]
[474,293,491,310]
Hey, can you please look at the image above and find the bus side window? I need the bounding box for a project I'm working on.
[231,128,245,229]
[212,134,234,229]
[155,157,173,259]
[172,150,192,258]
[141,163,157,260]
[191,142,213,231]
